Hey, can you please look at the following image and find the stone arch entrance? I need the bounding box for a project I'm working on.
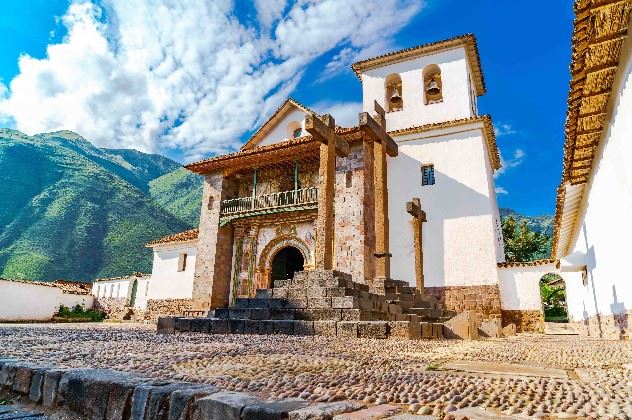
[271,246,305,282]
[256,234,311,288]
[539,273,568,322]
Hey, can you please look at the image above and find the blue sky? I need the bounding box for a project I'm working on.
[0,1,573,216]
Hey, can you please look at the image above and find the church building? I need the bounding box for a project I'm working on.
[174,34,509,322]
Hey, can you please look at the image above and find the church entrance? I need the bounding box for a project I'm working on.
[271,246,304,282]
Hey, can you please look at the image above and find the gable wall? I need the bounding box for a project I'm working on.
[254,108,307,148]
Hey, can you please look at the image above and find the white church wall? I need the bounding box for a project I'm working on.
[361,47,476,132]
[255,108,307,148]
[0,279,93,321]
[497,266,558,311]
[388,123,500,288]
[148,242,197,300]
[561,35,632,338]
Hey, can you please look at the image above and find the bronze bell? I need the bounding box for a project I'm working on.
[426,78,440,96]
[389,86,402,106]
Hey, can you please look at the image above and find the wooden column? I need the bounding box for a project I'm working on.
[359,101,398,280]
[406,198,427,291]
[305,113,349,270]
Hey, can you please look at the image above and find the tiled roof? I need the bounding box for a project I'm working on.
[0,278,92,295]
[93,272,150,283]
[145,229,199,247]
[185,127,362,175]
[552,0,632,258]
[497,259,557,268]
[351,34,486,96]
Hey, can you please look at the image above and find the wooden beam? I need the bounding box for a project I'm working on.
[359,112,398,157]
[305,113,349,157]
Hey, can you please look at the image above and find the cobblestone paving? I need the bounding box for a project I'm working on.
[1,324,631,419]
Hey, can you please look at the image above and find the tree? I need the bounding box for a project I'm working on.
[502,216,550,262]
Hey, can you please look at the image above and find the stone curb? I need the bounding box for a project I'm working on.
[0,357,373,419]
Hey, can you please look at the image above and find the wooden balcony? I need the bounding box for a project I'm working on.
[219,187,318,225]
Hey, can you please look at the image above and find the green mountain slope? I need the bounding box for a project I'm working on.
[0,129,194,281]
[499,208,554,260]
[149,168,203,226]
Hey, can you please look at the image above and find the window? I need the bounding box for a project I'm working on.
[345,171,353,188]
[178,253,188,272]
[421,164,435,186]
[422,64,443,104]
[384,73,403,112]
[145,282,150,296]
[287,121,302,138]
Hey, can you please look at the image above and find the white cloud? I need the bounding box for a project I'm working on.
[310,100,362,128]
[493,122,517,137]
[495,148,525,178]
[0,0,423,161]
[495,186,508,195]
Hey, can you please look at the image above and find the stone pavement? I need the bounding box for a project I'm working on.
[1,323,631,419]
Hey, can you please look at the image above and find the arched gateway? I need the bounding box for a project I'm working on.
[271,246,305,282]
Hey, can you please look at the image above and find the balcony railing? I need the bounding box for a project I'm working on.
[220,187,318,215]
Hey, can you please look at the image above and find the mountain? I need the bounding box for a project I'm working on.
[499,208,554,237]
[149,167,203,227]
[499,208,554,259]
[0,129,203,282]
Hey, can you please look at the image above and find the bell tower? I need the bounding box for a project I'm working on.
[351,34,485,132]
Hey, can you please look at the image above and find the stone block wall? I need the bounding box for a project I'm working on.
[93,298,129,320]
[570,310,631,340]
[192,171,237,310]
[333,142,375,284]
[142,298,193,321]
[425,285,502,320]
[501,309,544,333]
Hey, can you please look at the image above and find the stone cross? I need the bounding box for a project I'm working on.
[359,101,398,280]
[406,197,427,291]
[305,113,349,270]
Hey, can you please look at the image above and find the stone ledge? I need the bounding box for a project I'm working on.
[0,358,377,420]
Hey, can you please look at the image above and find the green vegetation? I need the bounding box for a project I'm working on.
[149,167,203,226]
[500,208,553,259]
[540,274,568,321]
[501,214,551,262]
[55,304,105,322]
[0,399,12,405]
[0,129,200,281]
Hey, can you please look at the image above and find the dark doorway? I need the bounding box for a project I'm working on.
[129,280,138,307]
[271,246,304,282]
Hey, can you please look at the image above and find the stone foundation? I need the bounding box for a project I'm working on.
[425,285,502,320]
[501,309,544,333]
[93,298,129,320]
[570,310,631,340]
[143,299,193,321]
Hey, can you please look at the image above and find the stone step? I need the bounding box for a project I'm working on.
[174,317,432,340]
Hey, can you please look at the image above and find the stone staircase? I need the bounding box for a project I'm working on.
[170,270,456,339]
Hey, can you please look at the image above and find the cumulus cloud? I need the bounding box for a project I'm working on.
[493,122,517,137]
[495,148,526,178]
[0,0,423,161]
[495,186,508,195]
[310,100,362,127]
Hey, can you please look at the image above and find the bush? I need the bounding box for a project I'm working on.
[55,304,105,322]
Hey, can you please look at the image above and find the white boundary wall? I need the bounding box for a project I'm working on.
[0,279,93,321]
